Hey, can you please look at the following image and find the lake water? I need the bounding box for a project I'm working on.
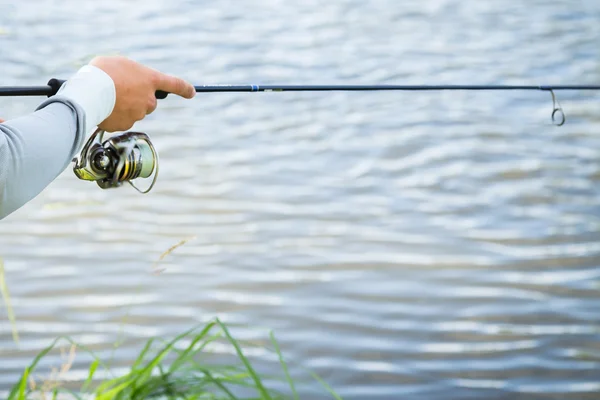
[1,0,600,398]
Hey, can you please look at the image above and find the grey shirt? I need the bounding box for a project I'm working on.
[0,96,87,219]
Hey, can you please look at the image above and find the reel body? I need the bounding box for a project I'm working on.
[73,128,159,193]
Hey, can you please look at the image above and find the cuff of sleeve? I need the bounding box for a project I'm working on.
[55,65,116,134]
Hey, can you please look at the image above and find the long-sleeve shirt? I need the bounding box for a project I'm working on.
[0,65,116,219]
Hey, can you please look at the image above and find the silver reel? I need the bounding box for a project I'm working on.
[72,128,159,193]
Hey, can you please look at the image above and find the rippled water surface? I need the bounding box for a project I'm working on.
[1,0,600,398]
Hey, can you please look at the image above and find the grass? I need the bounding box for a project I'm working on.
[0,257,19,344]
[7,318,342,400]
[3,238,340,399]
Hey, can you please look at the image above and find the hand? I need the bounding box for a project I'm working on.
[0,119,4,123]
[90,56,196,132]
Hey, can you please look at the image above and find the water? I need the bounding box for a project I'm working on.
[1,0,600,398]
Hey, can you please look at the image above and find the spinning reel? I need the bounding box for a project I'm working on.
[72,128,159,193]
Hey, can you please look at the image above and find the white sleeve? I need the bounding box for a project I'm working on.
[0,65,116,219]
[53,65,116,136]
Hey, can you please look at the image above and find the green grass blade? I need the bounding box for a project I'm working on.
[95,327,209,397]
[200,369,238,400]
[96,378,134,400]
[308,371,342,400]
[132,338,155,369]
[216,318,271,400]
[0,257,19,344]
[17,367,28,400]
[269,331,298,400]
[94,374,133,395]
[121,324,213,397]
[83,359,100,391]
[139,324,207,370]
[169,321,217,373]
[8,337,64,399]
[157,364,176,398]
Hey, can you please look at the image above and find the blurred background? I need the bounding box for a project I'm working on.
[1,0,600,398]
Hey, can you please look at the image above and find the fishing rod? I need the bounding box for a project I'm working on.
[2,79,600,96]
[3,78,599,126]
[2,78,600,194]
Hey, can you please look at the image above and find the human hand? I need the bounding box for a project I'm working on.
[90,56,196,132]
[0,118,4,123]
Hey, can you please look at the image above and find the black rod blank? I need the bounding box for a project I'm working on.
[0,85,58,97]
[191,84,600,92]
[163,84,600,98]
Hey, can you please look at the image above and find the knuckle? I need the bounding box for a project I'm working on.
[150,72,161,87]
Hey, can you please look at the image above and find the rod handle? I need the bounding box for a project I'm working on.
[155,90,169,99]
[49,78,170,100]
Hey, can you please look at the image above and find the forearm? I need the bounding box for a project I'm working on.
[0,100,85,218]
[0,65,115,219]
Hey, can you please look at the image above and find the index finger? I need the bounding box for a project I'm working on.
[153,72,196,99]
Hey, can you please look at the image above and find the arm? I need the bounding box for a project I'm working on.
[0,66,115,219]
[0,56,196,220]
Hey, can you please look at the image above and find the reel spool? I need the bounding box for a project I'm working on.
[72,128,159,193]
